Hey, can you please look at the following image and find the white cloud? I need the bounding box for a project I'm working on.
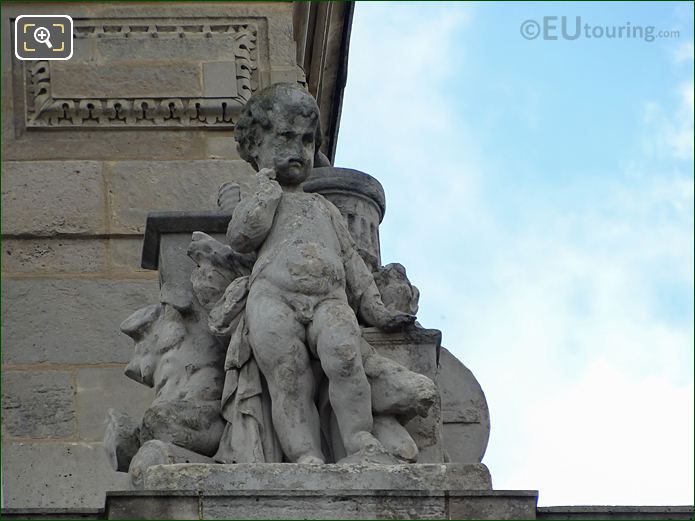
[643,51,694,161]
[451,172,694,503]
[512,359,694,505]
[337,2,693,507]
[674,41,694,63]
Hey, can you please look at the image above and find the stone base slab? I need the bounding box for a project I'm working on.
[141,463,492,492]
[105,490,539,520]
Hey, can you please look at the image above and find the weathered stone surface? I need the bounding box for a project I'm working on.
[536,506,695,520]
[158,234,200,289]
[104,409,141,472]
[225,84,420,465]
[2,371,75,439]
[437,347,491,463]
[448,491,538,520]
[2,239,106,273]
[2,72,13,143]
[206,134,242,159]
[106,160,256,234]
[120,289,226,459]
[0,507,104,519]
[2,279,158,364]
[109,237,150,273]
[142,462,492,491]
[1,1,292,22]
[373,263,419,315]
[1,442,130,509]
[202,492,446,520]
[203,62,238,98]
[76,368,153,441]
[50,63,202,99]
[4,131,210,162]
[188,231,252,309]
[303,167,386,269]
[363,327,439,380]
[129,441,215,489]
[96,36,245,62]
[106,493,199,520]
[1,161,105,236]
[103,490,546,520]
[266,3,298,66]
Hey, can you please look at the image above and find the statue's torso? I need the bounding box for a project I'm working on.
[254,191,346,295]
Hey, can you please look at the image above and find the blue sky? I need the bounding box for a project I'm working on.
[336,1,694,506]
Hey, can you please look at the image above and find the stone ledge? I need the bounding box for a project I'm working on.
[142,462,492,492]
[141,211,232,270]
[536,505,694,520]
[0,508,104,520]
[103,489,538,520]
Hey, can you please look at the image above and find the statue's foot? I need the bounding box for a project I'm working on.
[129,440,214,488]
[338,431,400,465]
[297,454,324,465]
[373,415,419,463]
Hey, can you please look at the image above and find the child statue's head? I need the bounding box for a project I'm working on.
[235,83,322,186]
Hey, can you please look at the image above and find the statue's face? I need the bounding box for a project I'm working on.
[255,112,317,185]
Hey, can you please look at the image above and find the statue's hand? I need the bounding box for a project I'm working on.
[361,300,416,332]
[377,309,416,332]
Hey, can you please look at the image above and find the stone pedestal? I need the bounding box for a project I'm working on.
[103,462,540,520]
[105,490,540,520]
[140,463,492,491]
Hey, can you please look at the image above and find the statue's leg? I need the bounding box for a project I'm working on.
[245,290,324,464]
[308,299,377,455]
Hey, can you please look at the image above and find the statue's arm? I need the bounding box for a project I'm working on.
[326,199,415,332]
[226,169,282,253]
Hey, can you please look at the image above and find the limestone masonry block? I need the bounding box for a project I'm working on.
[107,160,256,234]
[76,367,154,441]
[109,237,150,272]
[2,279,158,364]
[2,442,130,509]
[2,371,76,439]
[4,131,210,162]
[2,239,106,274]
[1,161,106,236]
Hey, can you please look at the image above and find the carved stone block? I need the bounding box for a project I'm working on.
[23,20,259,129]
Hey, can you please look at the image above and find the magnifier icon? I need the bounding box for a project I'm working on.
[33,26,53,49]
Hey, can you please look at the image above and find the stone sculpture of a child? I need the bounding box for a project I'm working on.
[229,83,415,464]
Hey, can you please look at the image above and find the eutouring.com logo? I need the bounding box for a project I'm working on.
[520,16,680,42]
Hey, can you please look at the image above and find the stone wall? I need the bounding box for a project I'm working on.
[1,2,351,509]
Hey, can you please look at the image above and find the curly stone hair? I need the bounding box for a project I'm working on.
[234,83,323,171]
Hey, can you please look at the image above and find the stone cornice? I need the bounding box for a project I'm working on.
[293,2,354,163]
